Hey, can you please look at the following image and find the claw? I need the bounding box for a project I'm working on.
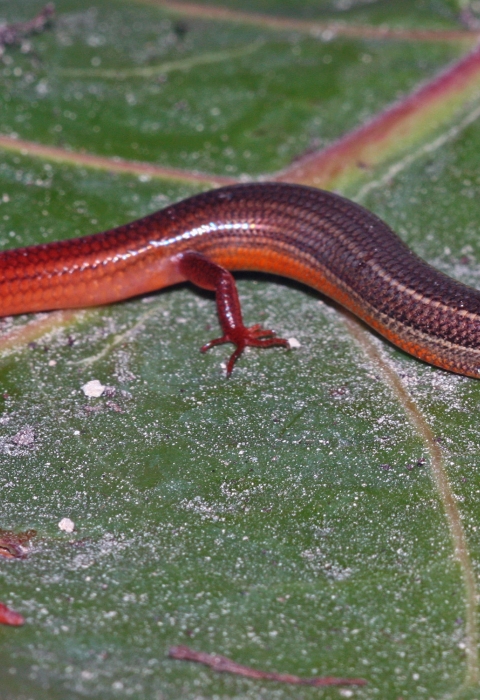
[200,336,229,353]
[201,325,289,376]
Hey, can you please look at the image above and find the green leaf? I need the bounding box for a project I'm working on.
[1,2,480,699]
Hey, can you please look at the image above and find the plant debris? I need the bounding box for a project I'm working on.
[0,4,55,55]
[0,528,36,559]
[168,645,367,686]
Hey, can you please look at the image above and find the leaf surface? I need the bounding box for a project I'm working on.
[1,2,480,699]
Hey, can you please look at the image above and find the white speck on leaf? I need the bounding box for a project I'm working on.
[82,379,105,397]
[58,518,75,533]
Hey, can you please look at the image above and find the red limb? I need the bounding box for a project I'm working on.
[178,251,289,375]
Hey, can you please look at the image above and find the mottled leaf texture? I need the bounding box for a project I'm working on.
[1,1,480,699]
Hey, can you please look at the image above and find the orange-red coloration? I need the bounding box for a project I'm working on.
[0,603,24,626]
[2,182,480,376]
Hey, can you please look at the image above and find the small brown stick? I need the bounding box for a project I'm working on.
[0,4,55,53]
[0,528,36,559]
[168,645,367,686]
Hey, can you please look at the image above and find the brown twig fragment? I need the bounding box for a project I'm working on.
[0,4,55,54]
[168,645,367,686]
[0,528,36,559]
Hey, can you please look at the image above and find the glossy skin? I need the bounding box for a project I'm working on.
[2,182,480,377]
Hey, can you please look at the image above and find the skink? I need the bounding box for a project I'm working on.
[2,182,480,377]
